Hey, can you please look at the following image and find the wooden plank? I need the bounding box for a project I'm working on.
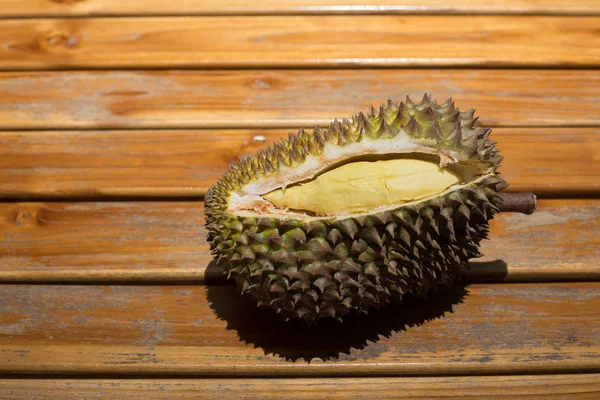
[0,127,597,199]
[0,200,598,282]
[1,375,599,399]
[0,16,598,70]
[494,128,600,196]
[0,1,598,18]
[0,202,212,282]
[0,282,598,375]
[0,70,598,130]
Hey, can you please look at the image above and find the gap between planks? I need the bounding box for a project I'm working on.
[0,0,599,18]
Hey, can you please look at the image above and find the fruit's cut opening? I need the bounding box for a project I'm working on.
[229,152,491,219]
[264,158,460,216]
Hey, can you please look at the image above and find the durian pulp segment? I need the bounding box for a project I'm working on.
[263,159,462,216]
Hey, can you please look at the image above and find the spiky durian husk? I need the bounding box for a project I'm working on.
[205,95,507,323]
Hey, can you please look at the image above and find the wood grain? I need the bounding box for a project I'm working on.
[0,0,598,17]
[1,375,599,399]
[0,200,598,282]
[1,70,598,130]
[0,0,595,389]
[0,202,211,282]
[0,16,598,70]
[0,282,598,375]
[1,127,597,199]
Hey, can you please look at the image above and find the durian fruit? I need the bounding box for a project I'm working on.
[205,95,508,324]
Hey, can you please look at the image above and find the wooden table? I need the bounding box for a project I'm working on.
[0,1,599,398]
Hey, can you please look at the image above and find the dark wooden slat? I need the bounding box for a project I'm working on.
[0,70,598,130]
[0,282,598,375]
[0,200,598,282]
[0,0,598,17]
[1,375,599,399]
[0,16,598,69]
[0,127,597,199]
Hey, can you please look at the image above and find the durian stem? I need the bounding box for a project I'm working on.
[497,192,537,215]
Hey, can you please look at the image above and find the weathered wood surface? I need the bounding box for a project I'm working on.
[1,70,597,130]
[0,200,598,282]
[0,282,598,375]
[0,202,211,282]
[0,16,598,70]
[1,375,599,399]
[1,127,597,199]
[0,0,597,391]
[1,0,598,17]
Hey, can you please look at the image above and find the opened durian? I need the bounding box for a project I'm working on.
[205,95,517,323]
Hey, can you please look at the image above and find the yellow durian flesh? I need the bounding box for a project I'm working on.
[263,158,462,216]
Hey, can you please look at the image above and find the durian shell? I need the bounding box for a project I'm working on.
[205,95,507,324]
